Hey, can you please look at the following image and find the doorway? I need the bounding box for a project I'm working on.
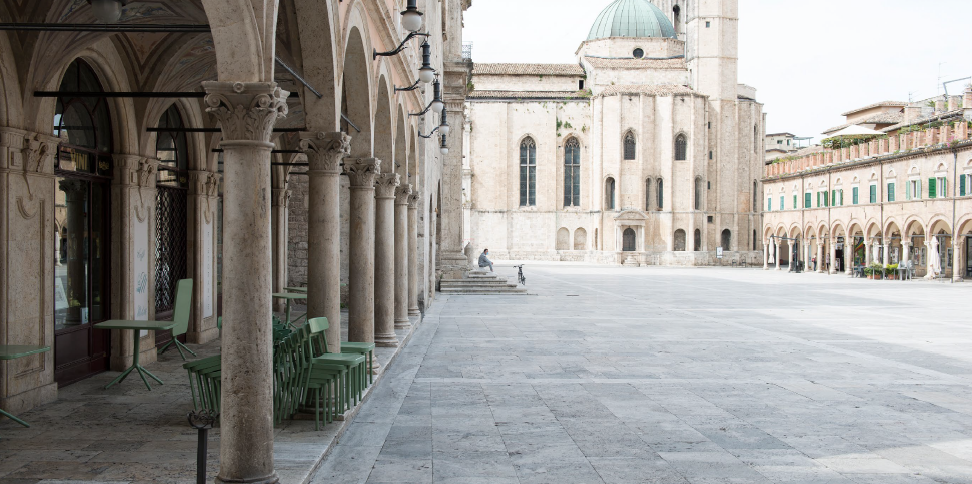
[622,228,636,251]
[52,59,113,385]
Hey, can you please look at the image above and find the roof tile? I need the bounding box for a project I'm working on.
[472,63,585,76]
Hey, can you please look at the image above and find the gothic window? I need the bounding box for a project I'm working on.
[645,178,652,210]
[673,5,682,36]
[623,132,636,160]
[694,229,702,251]
[564,138,581,207]
[657,178,664,209]
[605,177,616,210]
[519,137,536,206]
[694,177,703,210]
[722,229,732,250]
[752,180,758,212]
[675,134,687,161]
[753,230,757,250]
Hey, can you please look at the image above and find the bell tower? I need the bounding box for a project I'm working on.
[685,0,738,101]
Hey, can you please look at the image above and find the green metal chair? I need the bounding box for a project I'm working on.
[157,279,196,360]
[304,318,368,407]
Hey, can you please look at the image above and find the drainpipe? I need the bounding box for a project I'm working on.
[953,148,959,283]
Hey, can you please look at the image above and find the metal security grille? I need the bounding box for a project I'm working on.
[155,185,188,315]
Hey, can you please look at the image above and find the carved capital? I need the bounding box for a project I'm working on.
[375,173,400,199]
[202,81,289,144]
[137,158,160,189]
[344,157,380,188]
[395,183,413,205]
[22,132,58,174]
[407,191,420,209]
[272,188,291,208]
[190,170,220,197]
[112,154,143,186]
[205,172,220,197]
[300,131,350,174]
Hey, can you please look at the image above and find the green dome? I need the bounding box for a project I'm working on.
[587,0,677,41]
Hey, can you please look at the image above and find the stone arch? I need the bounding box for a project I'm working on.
[27,42,139,155]
[0,31,23,127]
[763,224,775,244]
[884,217,902,238]
[927,215,952,235]
[693,228,701,251]
[556,227,570,251]
[956,213,972,236]
[903,215,926,236]
[574,228,587,250]
[140,98,209,171]
[200,0,278,81]
[373,73,394,167]
[294,0,340,131]
[341,24,374,157]
[864,219,881,238]
[787,224,800,240]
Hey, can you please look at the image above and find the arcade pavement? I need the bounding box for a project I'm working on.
[311,264,972,484]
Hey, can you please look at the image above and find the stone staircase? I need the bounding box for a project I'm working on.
[439,270,528,295]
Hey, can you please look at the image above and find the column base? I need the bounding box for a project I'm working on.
[439,252,470,279]
[408,308,420,317]
[374,333,399,347]
[394,317,411,330]
[216,473,279,484]
[953,276,965,282]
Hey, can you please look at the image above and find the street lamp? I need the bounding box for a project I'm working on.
[439,135,448,155]
[418,106,450,138]
[409,79,443,117]
[418,42,435,84]
[401,0,424,33]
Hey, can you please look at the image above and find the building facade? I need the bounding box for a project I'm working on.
[0,0,469,481]
[463,0,765,266]
[762,90,972,282]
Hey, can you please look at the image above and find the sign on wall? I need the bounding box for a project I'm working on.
[717,247,724,259]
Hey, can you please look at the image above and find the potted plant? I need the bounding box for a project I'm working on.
[864,266,873,279]
[886,263,898,280]
[870,263,884,280]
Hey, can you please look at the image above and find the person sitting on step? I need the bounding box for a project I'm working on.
[478,248,493,272]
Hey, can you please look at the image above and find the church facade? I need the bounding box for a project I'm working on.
[464,0,765,265]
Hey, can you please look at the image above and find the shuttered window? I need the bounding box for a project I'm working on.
[852,186,859,204]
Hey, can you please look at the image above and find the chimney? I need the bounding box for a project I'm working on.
[904,105,922,123]
[965,88,972,122]
[949,96,961,112]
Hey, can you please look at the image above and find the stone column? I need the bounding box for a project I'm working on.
[829,240,837,274]
[394,184,412,329]
[345,158,380,360]
[408,192,421,317]
[762,243,768,270]
[864,239,872,269]
[300,132,350,354]
[816,241,824,273]
[953,236,964,282]
[774,239,782,271]
[925,241,935,279]
[903,241,911,268]
[374,173,400,347]
[270,188,290,312]
[204,81,287,484]
[845,240,853,276]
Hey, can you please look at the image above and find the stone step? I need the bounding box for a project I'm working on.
[440,284,520,290]
[440,279,511,285]
[440,288,528,295]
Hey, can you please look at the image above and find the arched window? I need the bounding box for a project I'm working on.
[156,105,189,187]
[605,177,616,210]
[623,132,636,160]
[722,229,732,250]
[645,178,652,211]
[574,228,587,250]
[694,177,703,210]
[657,178,664,209]
[675,134,687,161]
[622,228,636,251]
[752,180,757,212]
[674,229,686,251]
[694,229,701,251]
[673,5,682,36]
[519,137,536,206]
[753,230,757,250]
[564,138,580,207]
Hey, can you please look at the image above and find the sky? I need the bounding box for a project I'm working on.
[462,0,972,142]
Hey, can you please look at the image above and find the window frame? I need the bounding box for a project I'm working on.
[563,138,581,207]
[623,132,636,161]
[674,134,687,161]
[519,137,537,207]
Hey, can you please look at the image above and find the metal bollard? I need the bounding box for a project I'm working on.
[188,410,218,484]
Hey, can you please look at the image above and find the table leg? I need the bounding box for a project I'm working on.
[0,408,31,428]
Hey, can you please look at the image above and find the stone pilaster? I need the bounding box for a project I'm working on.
[828,239,837,274]
[394,184,412,329]
[953,236,964,282]
[408,192,421,316]
[0,129,58,415]
[300,132,350,353]
[204,80,288,484]
[271,187,290,312]
[188,170,220,343]
[762,243,768,270]
[345,158,380,357]
[774,240,781,271]
[438,60,473,279]
[374,173,400,347]
[816,241,824,273]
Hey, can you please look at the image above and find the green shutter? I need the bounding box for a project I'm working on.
[793,195,797,210]
[918,180,922,199]
[853,187,859,204]
[840,189,844,206]
[825,191,830,207]
[805,193,811,208]
[869,185,876,203]
[831,190,836,206]
[780,196,784,210]
[907,180,911,200]
[887,183,894,202]
[961,175,967,197]
[768,198,772,211]
[929,178,936,198]
[817,192,821,207]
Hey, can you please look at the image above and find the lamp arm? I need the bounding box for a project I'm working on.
[418,126,440,139]
[373,32,430,59]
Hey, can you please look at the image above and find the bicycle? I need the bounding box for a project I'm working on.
[512,264,526,286]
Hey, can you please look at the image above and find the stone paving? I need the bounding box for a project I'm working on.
[0,311,418,484]
[312,264,972,484]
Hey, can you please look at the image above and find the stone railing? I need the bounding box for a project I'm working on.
[765,121,972,178]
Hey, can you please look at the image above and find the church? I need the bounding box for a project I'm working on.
[464,0,765,266]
